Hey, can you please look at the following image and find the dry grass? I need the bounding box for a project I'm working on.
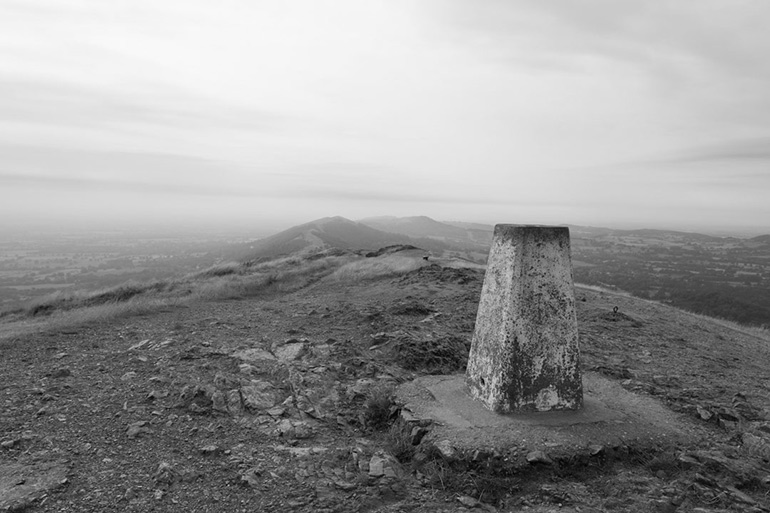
[385,418,417,463]
[186,261,244,279]
[48,296,185,327]
[5,259,768,346]
[191,273,278,300]
[20,281,171,318]
[0,295,187,341]
[0,253,352,340]
[329,255,426,282]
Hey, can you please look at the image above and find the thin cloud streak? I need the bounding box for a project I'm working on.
[0,169,558,207]
[663,138,770,164]
[0,79,285,134]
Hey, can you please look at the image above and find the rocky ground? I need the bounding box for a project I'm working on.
[3,263,770,512]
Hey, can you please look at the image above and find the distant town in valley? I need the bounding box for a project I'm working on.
[1,216,769,328]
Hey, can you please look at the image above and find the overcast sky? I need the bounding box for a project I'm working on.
[1,0,769,234]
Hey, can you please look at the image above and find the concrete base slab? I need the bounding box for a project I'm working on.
[397,372,702,459]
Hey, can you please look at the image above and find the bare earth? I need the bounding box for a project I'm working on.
[2,264,770,512]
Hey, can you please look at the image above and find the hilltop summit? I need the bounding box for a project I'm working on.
[2,247,770,511]
[2,218,770,511]
[227,216,448,261]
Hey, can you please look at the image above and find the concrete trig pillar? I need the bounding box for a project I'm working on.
[466,225,582,413]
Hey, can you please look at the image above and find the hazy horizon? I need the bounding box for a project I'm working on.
[2,1,770,236]
[1,213,768,241]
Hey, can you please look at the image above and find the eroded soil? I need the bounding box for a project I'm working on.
[2,264,770,512]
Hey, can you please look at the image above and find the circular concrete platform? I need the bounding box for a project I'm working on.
[396,372,703,459]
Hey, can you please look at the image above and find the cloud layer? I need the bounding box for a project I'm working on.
[1,0,769,233]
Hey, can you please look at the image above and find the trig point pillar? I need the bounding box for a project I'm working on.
[466,225,582,413]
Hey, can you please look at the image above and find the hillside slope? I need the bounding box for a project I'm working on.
[2,256,770,511]
[226,216,448,261]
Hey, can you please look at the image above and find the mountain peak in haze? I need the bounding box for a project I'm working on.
[229,216,447,261]
[359,215,494,251]
[312,216,357,226]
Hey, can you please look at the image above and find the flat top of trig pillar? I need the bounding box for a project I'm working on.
[494,224,569,229]
[493,224,570,237]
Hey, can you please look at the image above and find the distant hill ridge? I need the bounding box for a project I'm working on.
[357,217,762,247]
[229,216,449,261]
[359,215,493,250]
[236,215,770,263]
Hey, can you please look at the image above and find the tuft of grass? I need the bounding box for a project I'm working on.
[24,290,76,317]
[191,261,243,279]
[363,385,396,431]
[82,282,166,306]
[385,418,418,463]
[0,306,24,320]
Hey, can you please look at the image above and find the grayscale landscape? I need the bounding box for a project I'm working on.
[3,217,768,328]
[2,216,770,512]
[2,1,770,512]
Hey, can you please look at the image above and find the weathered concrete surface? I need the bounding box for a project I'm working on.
[466,225,582,412]
[397,372,700,459]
